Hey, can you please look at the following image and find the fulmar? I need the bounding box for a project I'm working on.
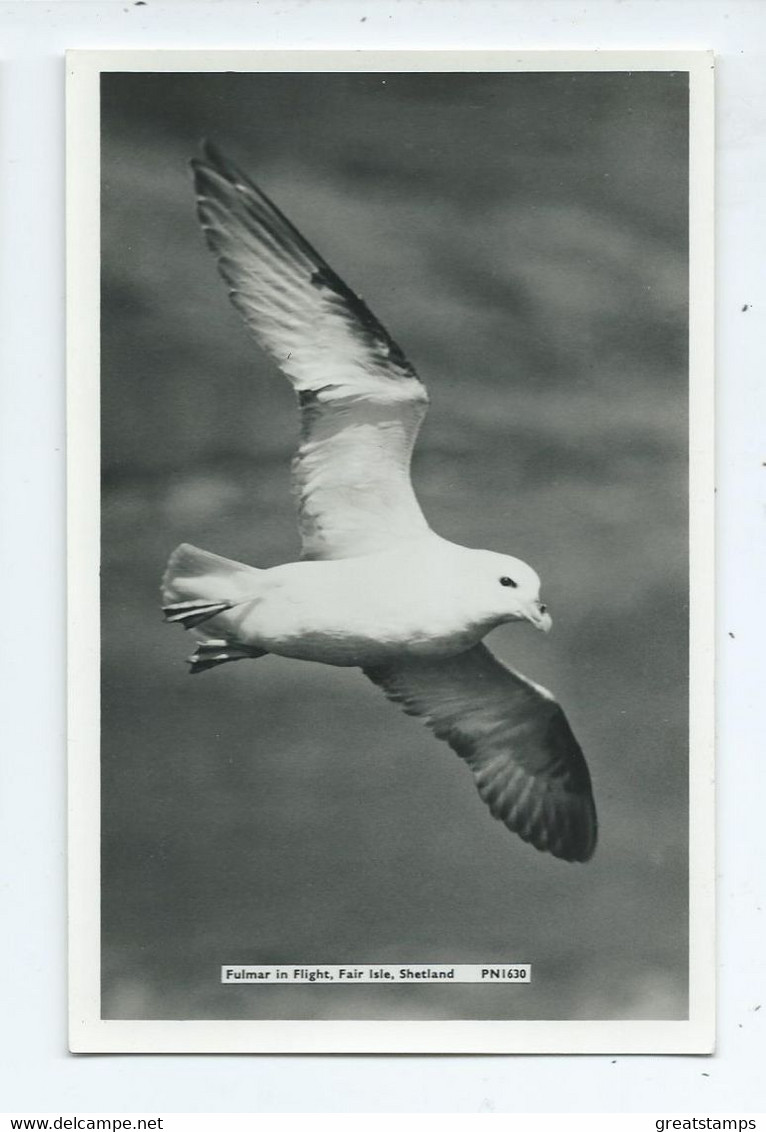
[162,144,597,863]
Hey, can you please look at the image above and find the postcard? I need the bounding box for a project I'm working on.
[67,49,714,1053]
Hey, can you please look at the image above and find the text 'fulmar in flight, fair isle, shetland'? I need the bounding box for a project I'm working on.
[162,143,598,863]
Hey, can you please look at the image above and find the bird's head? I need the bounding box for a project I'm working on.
[472,550,552,633]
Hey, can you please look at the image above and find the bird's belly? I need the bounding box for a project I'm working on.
[269,628,482,667]
[242,603,483,667]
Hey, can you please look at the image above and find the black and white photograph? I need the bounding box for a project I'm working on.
[67,50,714,1053]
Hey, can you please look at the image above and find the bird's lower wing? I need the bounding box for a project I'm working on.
[193,144,430,560]
[363,644,597,862]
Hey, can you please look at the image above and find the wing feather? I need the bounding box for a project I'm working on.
[192,144,430,560]
[364,644,597,862]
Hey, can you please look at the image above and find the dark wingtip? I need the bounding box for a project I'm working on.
[194,140,246,187]
[560,812,598,864]
[190,138,208,170]
[200,138,225,169]
[190,140,231,185]
[509,791,597,864]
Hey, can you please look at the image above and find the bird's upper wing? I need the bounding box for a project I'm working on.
[192,144,431,560]
[364,644,597,862]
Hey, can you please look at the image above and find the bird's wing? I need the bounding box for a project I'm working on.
[192,144,431,560]
[364,644,597,862]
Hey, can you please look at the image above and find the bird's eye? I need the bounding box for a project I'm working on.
[499,576,517,588]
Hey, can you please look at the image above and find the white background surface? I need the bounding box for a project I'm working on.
[0,0,763,1115]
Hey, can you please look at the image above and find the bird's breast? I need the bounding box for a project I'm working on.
[241,587,486,667]
[260,623,486,668]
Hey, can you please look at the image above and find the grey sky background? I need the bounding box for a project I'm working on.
[100,69,689,1021]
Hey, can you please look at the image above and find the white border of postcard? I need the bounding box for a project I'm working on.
[67,48,715,1055]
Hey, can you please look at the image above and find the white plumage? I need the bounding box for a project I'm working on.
[162,143,597,863]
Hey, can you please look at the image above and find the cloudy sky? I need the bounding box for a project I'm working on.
[100,68,689,1022]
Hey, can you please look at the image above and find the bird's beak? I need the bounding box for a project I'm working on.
[524,600,552,633]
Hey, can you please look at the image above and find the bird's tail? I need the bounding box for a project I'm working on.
[162,543,267,670]
[161,542,261,615]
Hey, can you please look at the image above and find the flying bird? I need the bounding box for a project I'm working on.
[162,143,597,863]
